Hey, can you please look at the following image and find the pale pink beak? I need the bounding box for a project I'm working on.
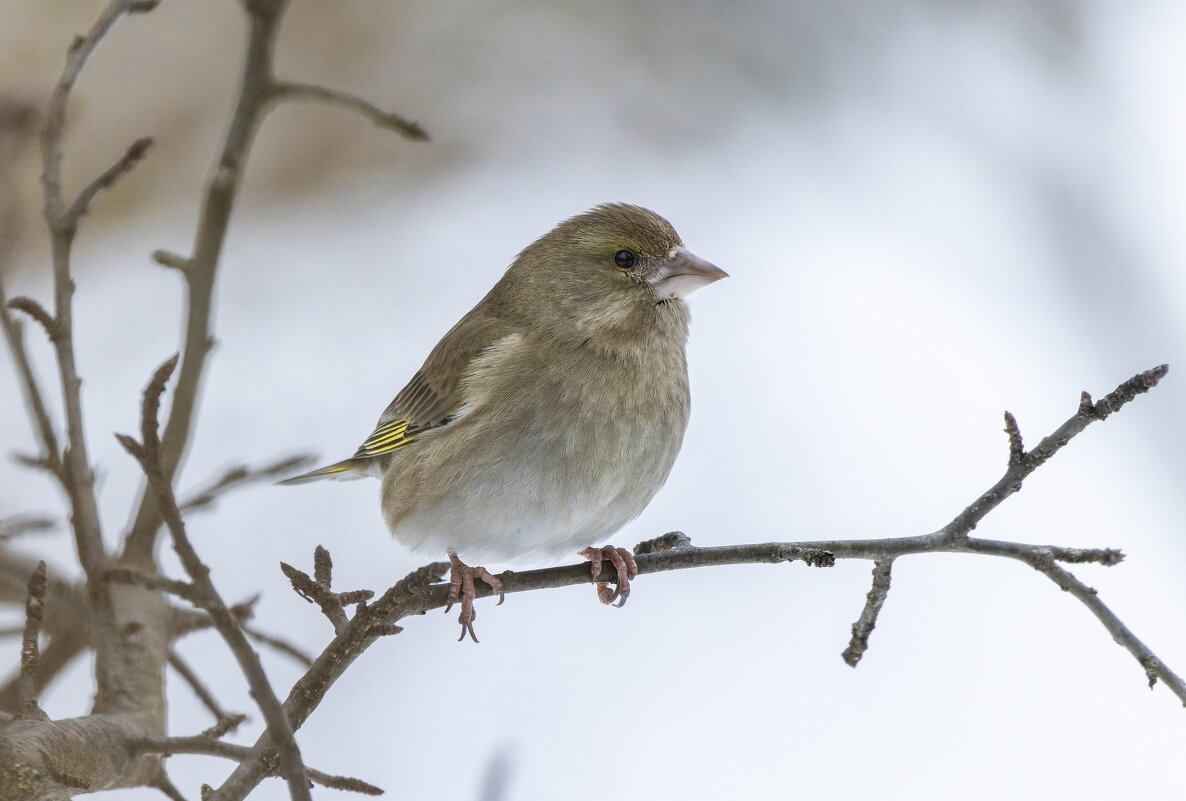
[651,247,729,300]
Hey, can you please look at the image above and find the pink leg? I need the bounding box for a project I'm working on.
[579,545,639,607]
[444,552,505,643]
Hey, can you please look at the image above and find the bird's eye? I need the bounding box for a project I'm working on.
[613,249,637,270]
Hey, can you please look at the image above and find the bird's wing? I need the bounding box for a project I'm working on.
[352,311,518,460]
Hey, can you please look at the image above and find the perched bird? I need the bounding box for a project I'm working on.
[281,204,727,640]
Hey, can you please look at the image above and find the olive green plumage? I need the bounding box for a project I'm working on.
[282,203,726,562]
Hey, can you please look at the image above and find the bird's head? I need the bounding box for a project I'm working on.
[502,203,727,349]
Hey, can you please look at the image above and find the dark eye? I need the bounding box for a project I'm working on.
[613,249,637,270]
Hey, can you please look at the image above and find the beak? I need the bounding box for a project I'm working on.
[650,247,729,300]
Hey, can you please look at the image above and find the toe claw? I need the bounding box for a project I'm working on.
[446,553,501,643]
[582,544,639,606]
[595,582,615,605]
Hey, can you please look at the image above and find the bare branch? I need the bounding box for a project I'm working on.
[65,136,154,222]
[151,248,193,273]
[153,774,189,801]
[136,736,382,796]
[168,650,236,723]
[17,561,49,719]
[842,559,894,668]
[1003,410,1024,466]
[1047,545,1125,566]
[41,0,158,232]
[0,516,55,540]
[6,296,59,343]
[939,364,1169,545]
[244,624,315,667]
[123,0,293,567]
[36,3,168,720]
[280,547,376,631]
[0,290,64,480]
[272,80,429,141]
[172,594,257,638]
[971,539,1186,703]
[179,453,314,513]
[104,567,199,603]
[119,354,312,801]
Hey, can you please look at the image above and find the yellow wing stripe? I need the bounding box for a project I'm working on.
[355,437,415,457]
[370,420,407,435]
[363,426,410,449]
[353,418,416,458]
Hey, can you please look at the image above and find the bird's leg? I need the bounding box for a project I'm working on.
[444,552,505,643]
[579,545,638,607]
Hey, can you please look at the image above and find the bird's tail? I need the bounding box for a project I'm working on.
[275,458,369,485]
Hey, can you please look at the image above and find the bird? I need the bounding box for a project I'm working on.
[280,203,727,640]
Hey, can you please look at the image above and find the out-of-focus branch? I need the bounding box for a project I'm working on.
[36,0,164,722]
[16,561,49,720]
[0,98,65,486]
[0,517,54,540]
[271,81,429,140]
[64,137,154,222]
[168,650,236,723]
[118,355,312,801]
[122,0,427,566]
[136,735,382,796]
[122,0,289,566]
[178,453,314,513]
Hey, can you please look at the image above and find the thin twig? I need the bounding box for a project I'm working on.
[179,453,315,513]
[123,0,291,567]
[939,364,1168,545]
[136,736,382,796]
[0,100,64,483]
[1003,410,1024,466]
[152,248,193,273]
[154,774,189,801]
[272,80,429,140]
[17,560,49,719]
[118,354,312,801]
[168,650,233,722]
[65,136,154,222]
[842,559,894,667]
[6,296,59,342]
[244,624,314,667]
[104,567,199,602]
[0,516,55,540]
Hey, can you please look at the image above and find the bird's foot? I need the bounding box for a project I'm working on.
[579,545,638,607]
[444,553,504,643]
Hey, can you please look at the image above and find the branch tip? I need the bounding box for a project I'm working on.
[1003,410,1025,465]
[67,134,156,221]
[842,559,894,668]
[314,545,332,587]
[153,248,193,272]
[634,531,692,554]
[7,296,60,341]
[273,80,430,141]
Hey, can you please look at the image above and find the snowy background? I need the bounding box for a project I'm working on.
[1,1,1184,799]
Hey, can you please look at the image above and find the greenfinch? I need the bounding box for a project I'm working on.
[282,204,727,639]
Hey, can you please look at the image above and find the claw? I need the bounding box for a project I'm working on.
[580,546,638,606]
[445,552,504,643]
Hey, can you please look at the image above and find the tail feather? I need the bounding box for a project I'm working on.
[275,459,368,486]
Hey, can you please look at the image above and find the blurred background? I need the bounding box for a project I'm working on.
[1,0,1184,799]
